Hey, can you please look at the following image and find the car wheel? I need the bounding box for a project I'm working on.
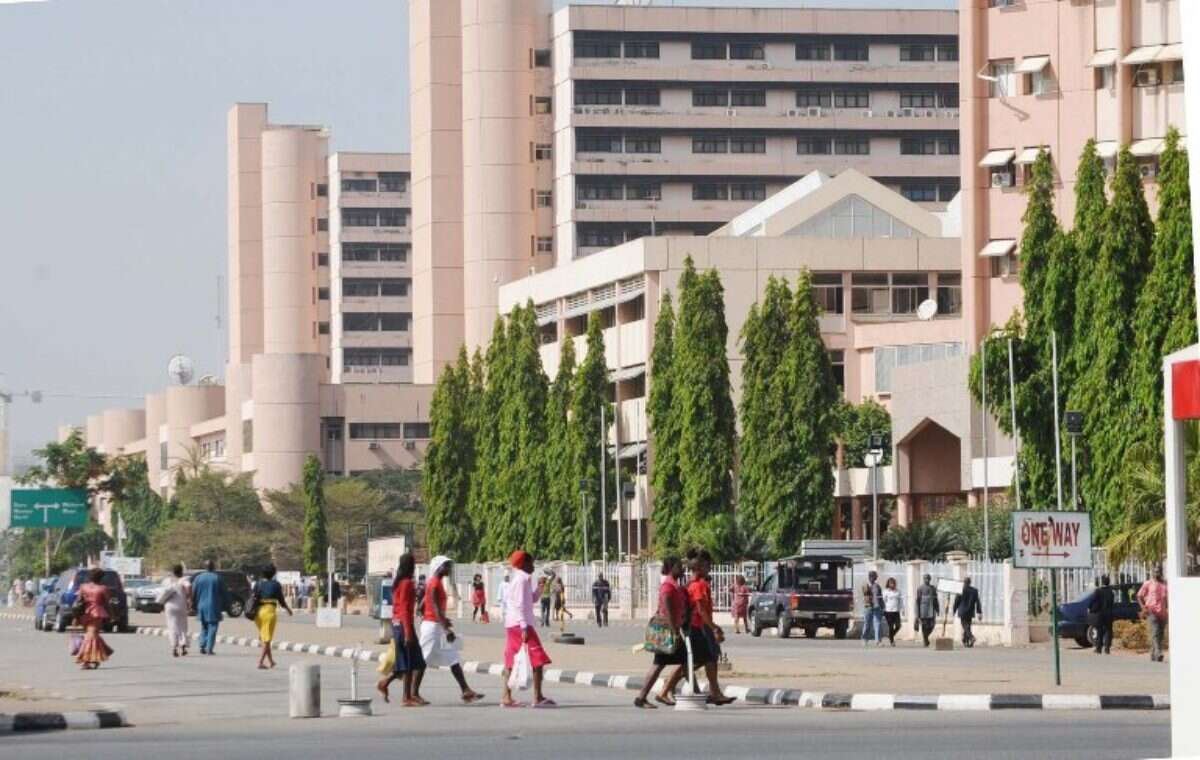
[33,614,42,631]
[1086,625,1100,648]
[43,611,55,632]
[228,598,245,618]
[777,618,791,639]
[803,625,818,639]
[1073,635,1091,649]
[55,613,68,633]
[750,610,763,638]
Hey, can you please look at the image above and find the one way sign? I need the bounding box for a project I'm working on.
[1011,511,1092,569]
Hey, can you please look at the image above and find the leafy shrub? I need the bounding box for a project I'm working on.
[879,521,958,561]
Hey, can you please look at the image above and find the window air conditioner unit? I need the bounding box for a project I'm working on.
[368,441,381,450]
[991,171,1014,188]
[862,109,873,118]
[404,441,417,451]
[807,106,823,117]
[726,108,738,117]
[1135,67,1160,87]
[1139,163,1157,179]
[887,110,897,118]
[900,108,915,117]
[925,109,937,118]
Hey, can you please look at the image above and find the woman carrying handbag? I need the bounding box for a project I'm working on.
[634,556,687,708]
[250,565,292,669]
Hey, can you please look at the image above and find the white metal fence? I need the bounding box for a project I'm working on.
[1028,549,1154,618]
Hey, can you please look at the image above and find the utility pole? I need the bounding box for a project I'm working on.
[981,337,990,559]
[1050,330,1065,686]
[1008,338,1022,510]
[599,404,607,562]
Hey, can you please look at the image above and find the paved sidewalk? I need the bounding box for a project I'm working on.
[121,610,1168,697]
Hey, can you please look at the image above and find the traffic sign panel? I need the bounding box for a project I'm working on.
[10,488,89,528]
[1011,511,1092,569]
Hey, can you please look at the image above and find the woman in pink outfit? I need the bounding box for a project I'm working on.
[500,550,554,708]
[75,568,114,670]
[731,574,751,634]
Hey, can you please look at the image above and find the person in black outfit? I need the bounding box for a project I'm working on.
[952,577,982,647]
[591,574,611,627]
[1088,575,1115,654]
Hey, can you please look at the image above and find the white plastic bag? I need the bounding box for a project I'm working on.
[507,644,532,691]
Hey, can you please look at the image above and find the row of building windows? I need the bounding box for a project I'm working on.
[693,182,767,201]
[574,85,959,110]
[577,178,958,205]
[576,133,955,157]
[343,348,411,367]
[574,35,956,64]
[342,208,408,228]
[899,182,961,203]
[811,272,962,317]
[343,312,410,332]
[348,422,429,440]
[341,242,409,263]
[340,173,408,194]
[343,277,410,298]
[577,180,662,202]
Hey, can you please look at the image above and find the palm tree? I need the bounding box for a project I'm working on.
[1105,430,1200,566]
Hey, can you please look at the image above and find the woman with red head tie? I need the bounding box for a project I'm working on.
[500,550,555,708]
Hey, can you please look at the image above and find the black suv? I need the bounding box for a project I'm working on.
[186,570,252,618]
[40,569,129,633]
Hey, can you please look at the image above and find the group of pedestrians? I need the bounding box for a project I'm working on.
[634,549,735,709]
[859,572,982,648]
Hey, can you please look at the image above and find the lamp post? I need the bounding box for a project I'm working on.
[865,433,885,560]
[1065,411,1084,510]
[578,480,590,567]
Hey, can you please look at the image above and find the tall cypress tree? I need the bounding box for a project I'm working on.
[301,453,327,577]
[495,303,550,555]
[424,347,477,559]
[1067,140,1109,385]
[473,317,509,558]
[1072,147,1154,537]
[760,270,839,554]
[674,261,737,557]
[648,292,682,552]
[1129,127,1195,454]
[540,338,577,557]
[570,311,609,559]
[738,275,793,546]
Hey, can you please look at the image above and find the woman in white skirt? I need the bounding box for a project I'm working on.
[156,564,192,657]
[420,556,484,704]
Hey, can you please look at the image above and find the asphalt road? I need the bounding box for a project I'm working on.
[0,617,1172,760]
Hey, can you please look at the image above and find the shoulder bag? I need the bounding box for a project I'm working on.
[244,583,261,621]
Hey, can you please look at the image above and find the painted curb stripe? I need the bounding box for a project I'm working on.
[1099,695,1157,710]
[850,694,896,711]
[821,694,853,710]
[990,694,1043,710]
[1042,694,1101,710]
[893,695,939,710]
[937,694,991,711]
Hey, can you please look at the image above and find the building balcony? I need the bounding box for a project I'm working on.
[337,260,412,278]
[834,464,896,498]
[337,227,412,244]
[571,105,958,132]
[339,364,413,384]
[339,331,412,349]
[337,191,412,207]
[338,295,413,313]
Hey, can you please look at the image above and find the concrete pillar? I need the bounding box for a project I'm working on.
[1003,560,1030,646]
[644,561,662,613]
[101,409,145,457]
[250,353,322,492]
[165,385,225,490]
[950,560,968,642]
[851,497,864,540]
[144,393,166,495]
[85,415,105,452]
[617,562,634,619]
[289,663,321,718]
[261,126,327,356]
[832,500,844,539]
[896,493,914,528]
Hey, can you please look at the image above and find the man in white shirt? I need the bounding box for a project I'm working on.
[501,551,554,708]
[496,573,510,619]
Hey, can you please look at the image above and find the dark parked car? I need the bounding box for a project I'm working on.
[749,556,855,639]
[32,577,60,631]
[1056,582,1143,648]
[40,569,129,633]
[186,570,251,618]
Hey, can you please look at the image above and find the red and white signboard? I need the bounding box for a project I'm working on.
[1011,511,1092,569]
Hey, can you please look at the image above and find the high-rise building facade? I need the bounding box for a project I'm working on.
[960,0,1186,347]
[328,152,415,384]
[554,5,961,261]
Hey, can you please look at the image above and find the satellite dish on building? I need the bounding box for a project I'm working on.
[916,299,939,321]
[168,354,195,386]
[197,374,218,386]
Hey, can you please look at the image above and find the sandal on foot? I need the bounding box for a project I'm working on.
[633,697,657,709]
[501,700,526,708]
[654,694,676,706]
[531,698,557,708]
[462,691,484,704]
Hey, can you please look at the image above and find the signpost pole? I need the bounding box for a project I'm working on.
[44,529,50,577]
[1050,331,1065,687]
[982,337,990,560]
[1008,337,1022,510]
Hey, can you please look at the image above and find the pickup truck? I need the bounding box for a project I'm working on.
[749,556,855,639]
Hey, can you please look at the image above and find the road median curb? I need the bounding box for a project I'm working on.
[0,710,128,734]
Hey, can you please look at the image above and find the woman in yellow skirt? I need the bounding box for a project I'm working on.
[252,565,292,669]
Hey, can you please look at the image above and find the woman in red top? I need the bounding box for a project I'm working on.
[75,568,114,670]
[634,556,687,708]
[419,556,484,704]
[684,553,734,705]
[377,553,427,705]
[731,574,751,634]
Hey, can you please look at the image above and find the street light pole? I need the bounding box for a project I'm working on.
[1008,337,1022,511]
[981,337,990,560]
[600,404,607,561]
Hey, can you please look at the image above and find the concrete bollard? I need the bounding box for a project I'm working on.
[289,663,321,718]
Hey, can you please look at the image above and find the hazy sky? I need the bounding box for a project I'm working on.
[0,0,953,468]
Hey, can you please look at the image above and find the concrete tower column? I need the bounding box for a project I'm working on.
[228,103,269,365]
[410,0,465,383]
[164,386,224,486]
[959,0,988,350]
[101,409,146,457]
[144,393,166,493]
[261,126,327,356]
[250,353,322,492]
[460,0,545,352]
